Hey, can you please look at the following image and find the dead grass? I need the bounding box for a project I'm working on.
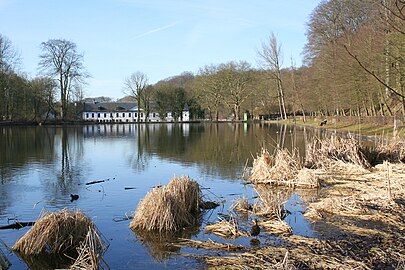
[375,137,405,163]
[258,220,292,236]
[305,136,371,169]
[13,209,105,256]
[203,235,373,270]
[252,185,290,219]
[204,247,296,270]
[175,238,244,252]
[70,228,108,270]
[12,209,107,270]
[250,148,319,188]
[130,176,201,232]
[205,217,249,239]
[304,161,405,222]
[231,197,252,213]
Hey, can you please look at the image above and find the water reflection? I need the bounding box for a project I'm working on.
[0,123,324,269]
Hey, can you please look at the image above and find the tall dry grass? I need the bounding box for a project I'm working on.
[205,217,249,239]
[13,209,105,256]
[375,137,405,163]
[250,148,319,188]
[12,209,107,269]
[305,136,370,169]
[130,176,201,232]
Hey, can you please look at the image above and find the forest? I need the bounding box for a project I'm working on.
[0,0,403,122]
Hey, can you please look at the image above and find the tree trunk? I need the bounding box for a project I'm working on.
[234,105,240,121]
[137,96,141,123]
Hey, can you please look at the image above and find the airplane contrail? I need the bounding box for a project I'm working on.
[130,21,180,40]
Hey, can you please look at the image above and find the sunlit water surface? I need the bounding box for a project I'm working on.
[0,123,326,269]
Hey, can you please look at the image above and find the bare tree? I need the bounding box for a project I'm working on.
[0,34,20,73]
[218,61,253,121]
[39,39,88,120]
[195,65,224,121]
[124,71,148,122]
[0,34,21,120]
[30,77,56,121]
[258,33,287,119]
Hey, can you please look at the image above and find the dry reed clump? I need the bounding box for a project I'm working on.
[375,138,405,163]
[13,209,106,259]
[251,148,300,184]
[253,186,289,219]
[130,176,201,232]
[259,220,292,236]
[205,218,249,239]
[175,238,244,252]
[305,136,371,169]
[231,197,252,213]
[303,197,369,220]
[70,228,108,270]
[250,148,319,188]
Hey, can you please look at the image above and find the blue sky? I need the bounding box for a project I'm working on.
[0,0,321,98]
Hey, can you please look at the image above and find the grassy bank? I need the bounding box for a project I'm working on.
[267,118,405,138]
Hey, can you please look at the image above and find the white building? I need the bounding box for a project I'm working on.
[82,102,190,122]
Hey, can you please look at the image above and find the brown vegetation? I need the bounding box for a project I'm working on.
[205,218,249,239]
[305,136,370,169]
[375,137,405,163]
[12,209,107,270]
[231,197,252,213]
[250,148,319,188]
[130,176,201,232]
[175,238,244,252]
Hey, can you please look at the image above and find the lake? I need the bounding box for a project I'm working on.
[0,123,324,269]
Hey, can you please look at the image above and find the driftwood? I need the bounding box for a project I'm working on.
[84,177,115,186]
[0,222,35,230]
[85,180,106,185]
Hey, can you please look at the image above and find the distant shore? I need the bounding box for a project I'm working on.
[0,120,204,126]
[267,116,405,138]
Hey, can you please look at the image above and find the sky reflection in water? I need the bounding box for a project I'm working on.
[0,123,322,269]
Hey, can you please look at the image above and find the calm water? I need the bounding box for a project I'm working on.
[0,123,321,269]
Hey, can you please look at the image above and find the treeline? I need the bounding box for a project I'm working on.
[1,0,404,123]
[0,35,86,122]
[129,0,404,121]
[0,35,55,121]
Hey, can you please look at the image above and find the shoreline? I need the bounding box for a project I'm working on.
[266,118,405,139]
[1,118,404,139]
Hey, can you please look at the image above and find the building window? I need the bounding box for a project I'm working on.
[153,113,156,118]
[97,113,100,118]
[140,113,143,118]
[86,113,89,118]
[92,113,94,118]
[165,113,168,117]
[104,113,107,117]
[135,112,137,118]
[110,113,113,117]
[129,113,132,117]
[116,113,119,117]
